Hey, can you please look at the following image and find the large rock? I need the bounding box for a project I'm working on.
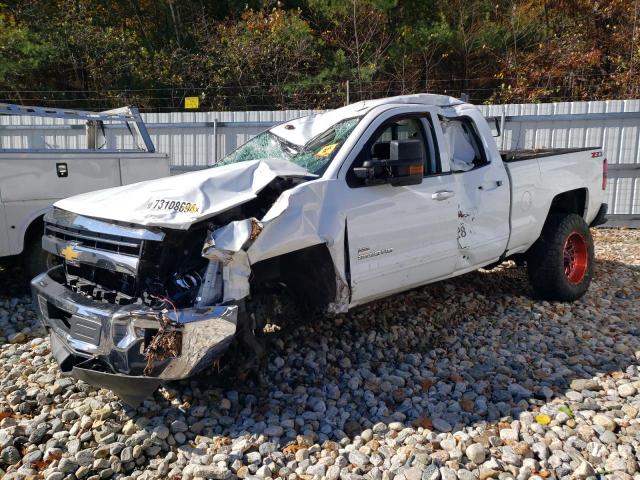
[592,414,617,431]
[618,383,637,398]
[348,451,370,466]
[465,443,486,464]
[192,465,231,479]
[432,419,452,433]
[569,379,600,391]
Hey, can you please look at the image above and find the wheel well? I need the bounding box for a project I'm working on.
[22,215,45,253]
[250,244,337,309]
[547,188,587,218]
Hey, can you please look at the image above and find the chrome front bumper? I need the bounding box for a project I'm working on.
[31,267,237,403]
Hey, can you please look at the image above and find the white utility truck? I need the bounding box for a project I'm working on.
[0,103,170,277]
[32,94,608,404]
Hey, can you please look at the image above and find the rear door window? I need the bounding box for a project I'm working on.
[440,117,488,172]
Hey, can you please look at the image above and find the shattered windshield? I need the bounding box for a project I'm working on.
[217,117,360,174]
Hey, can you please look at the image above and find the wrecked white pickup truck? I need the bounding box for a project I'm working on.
[32,94,608,404]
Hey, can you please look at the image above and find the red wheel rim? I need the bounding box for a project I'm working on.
[563,232,588,285]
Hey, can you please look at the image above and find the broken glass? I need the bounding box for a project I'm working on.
[217,117,360,174]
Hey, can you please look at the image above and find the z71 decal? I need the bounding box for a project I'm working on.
[149,199,200,213]
[591,151,603,158]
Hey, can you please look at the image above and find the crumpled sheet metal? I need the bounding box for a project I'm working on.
[54,159,310,230]
[202,218,262,302]
[270,94,463,147]
[199,181,352,309]
[222,252,252,302]
[248,182,328,264]
[156,305,238,379]
[203,218,262,256]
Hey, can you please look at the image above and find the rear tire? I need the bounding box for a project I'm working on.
[526,213,594,301]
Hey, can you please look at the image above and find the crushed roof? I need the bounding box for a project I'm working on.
[270,94,466,146]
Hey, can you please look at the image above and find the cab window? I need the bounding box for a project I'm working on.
[348,116,439,187]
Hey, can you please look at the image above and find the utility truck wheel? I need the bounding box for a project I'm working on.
[527,213,594,301]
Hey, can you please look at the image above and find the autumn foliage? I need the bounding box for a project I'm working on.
[1,0,638,110]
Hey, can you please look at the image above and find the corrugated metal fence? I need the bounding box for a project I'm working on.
[1,101,639,227]
[481,101,640,227]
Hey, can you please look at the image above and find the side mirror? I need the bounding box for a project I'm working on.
[354,140,424,187]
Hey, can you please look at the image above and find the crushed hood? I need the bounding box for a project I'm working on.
[54,159,312,229]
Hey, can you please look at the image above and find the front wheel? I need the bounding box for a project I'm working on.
[526,213,594,301]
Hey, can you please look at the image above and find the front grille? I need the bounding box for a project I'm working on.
[44,220,148,301]
[45,224,143,257]
[42,209,168,305]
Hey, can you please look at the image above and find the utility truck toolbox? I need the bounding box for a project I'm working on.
[32,94,608,404]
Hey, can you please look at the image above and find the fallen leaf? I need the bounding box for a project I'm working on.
[420,378,433,391]
[558,405,574,417]
[283,443,305,456]
[460,399,474,412]
[212,436,232,449]
[392,389,406,402]
[535,414,551,425]
[32,451,62,471]
[418,417,433,429]
[283,440,312,456]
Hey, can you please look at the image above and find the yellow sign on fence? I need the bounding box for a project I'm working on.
[184,96,199,109]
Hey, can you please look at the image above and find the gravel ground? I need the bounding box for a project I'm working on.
[0,228,638,480]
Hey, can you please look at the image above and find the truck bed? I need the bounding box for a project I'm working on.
[503,144,604,256]
[501,146,599,163]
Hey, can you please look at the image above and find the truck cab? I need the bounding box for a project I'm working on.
[333,102,511,305]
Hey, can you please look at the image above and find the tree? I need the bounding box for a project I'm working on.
[2,0,640,109]
[0,11,52,100]
[491,0,639,102]
[193,8,321,109]
[307,0,395,101]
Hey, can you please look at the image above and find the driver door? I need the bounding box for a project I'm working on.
[340,111,459,306]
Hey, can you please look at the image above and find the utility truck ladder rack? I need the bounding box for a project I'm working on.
[0,103,155,153]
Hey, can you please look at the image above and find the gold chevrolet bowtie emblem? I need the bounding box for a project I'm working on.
[60,244,80,261]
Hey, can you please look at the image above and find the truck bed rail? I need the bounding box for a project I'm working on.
[501,146,600,163]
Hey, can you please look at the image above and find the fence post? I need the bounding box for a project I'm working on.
[213,118,218,164]
[500,106,506,150]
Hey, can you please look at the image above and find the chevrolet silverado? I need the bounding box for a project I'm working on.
[31,94,608,404]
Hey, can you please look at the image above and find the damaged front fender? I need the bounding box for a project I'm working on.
[248,181,352,312]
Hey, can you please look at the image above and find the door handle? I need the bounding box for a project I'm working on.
[478,180,503,190]
[432,190,455,201]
